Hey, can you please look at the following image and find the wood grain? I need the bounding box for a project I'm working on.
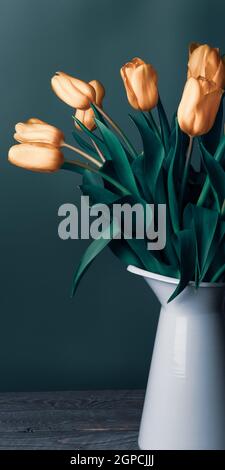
[0,390,145,450]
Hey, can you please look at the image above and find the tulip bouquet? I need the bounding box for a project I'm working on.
[8,44,225,301]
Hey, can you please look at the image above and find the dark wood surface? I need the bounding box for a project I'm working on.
[0,390,145,450]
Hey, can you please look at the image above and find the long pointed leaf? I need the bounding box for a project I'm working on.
[168,228,196,302]
[81,183,121,205]
[201,143,225,212]
[109,239,143,269]
[72,131,99,159]
[71,221,120,296]
[157,97,171,153]
[62,161,130,196]
[202,97,224,154]
[127,238,178,279]
[167,120,181,234]
[129,113,165,197]
[73,115,111,160]
[95,119,140,198]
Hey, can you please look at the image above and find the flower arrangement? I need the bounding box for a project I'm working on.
[8,43,225,301]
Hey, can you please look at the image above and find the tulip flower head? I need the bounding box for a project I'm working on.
[178,43,225,136]
[8,143,64,173]
[75,80,105,131]
[51,71,96,109]
[120,57,158,111]
[14,118,65,147]
[178,76,223,136]
[188,43,225,89]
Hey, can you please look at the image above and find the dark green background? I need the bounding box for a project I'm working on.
[0,0,224,391]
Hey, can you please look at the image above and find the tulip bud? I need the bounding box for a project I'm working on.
[75,80,105,131]
[188,43,225,89]
[120,57,158,111]
[177,77,223,136]
[178,43,225,136]
[14,119,65,147]
[51,71,96,109]
[8,143,64,172]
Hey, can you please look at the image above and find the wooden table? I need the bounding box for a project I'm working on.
[0,390,144,450]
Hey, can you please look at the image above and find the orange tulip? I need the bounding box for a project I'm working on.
[188,43,225,89]
[51,71,96,109]
[8,143,64,172]
[120,57,158,111]
[14,118,64,147]
[178,77,223,136]
[75,80,105,131]
[178,43,225,136]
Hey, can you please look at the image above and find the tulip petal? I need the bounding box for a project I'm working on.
[178,77,223,136]
[120,65,139,109]
[8,143,64,172]
[189,42,201,56]
[89,80,105,106]
[131,64,158,111]
[51,72,95,109]
[188,43,225,89]
[26,118,45,124]
[195,88,223,135]
[14,121,64,147]
[178,77,203,135]
[75,108,96,131]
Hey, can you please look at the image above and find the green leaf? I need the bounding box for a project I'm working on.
[90,103,108,127]
[131,154,152,202]
[183,203,219,283]
[167,120,181,234]
[95,119,140,198]
[62,161,130,196]
[109,239,143,269]
[200,220,225,281]
[201,96,224,154]
[145,111,161,137]
[197,136,225,207]
[193,205,218,278]
[83,169,103,187]
[93,106,138,160]
[61,161,90,176]
[71,220,120,296]
[127,238,179,279]
[211,263,225,282]
[168,228,196,302]
[72,131,99,159]
[200,143,225,212]
[73,115,111,160]
[157,97,171,153]
[129,113,165,197]
[214,134,225,164]
[154,171,179,266]
[81,182,120,205]
[183,204,198,286]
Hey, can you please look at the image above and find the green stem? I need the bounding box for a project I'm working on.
[147,111,160,137]
[157,96,171,152]
[179,136,194,213]
[94,104,137,159]
[90,138,106,163]
[211,264,225,282]
[62,160,130,196]
[197,138,225,207]
[63,142,102,168]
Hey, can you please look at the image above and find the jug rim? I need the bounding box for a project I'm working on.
[127,265,225,288]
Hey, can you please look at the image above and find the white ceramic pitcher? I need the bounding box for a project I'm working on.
[128,265,225,450]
